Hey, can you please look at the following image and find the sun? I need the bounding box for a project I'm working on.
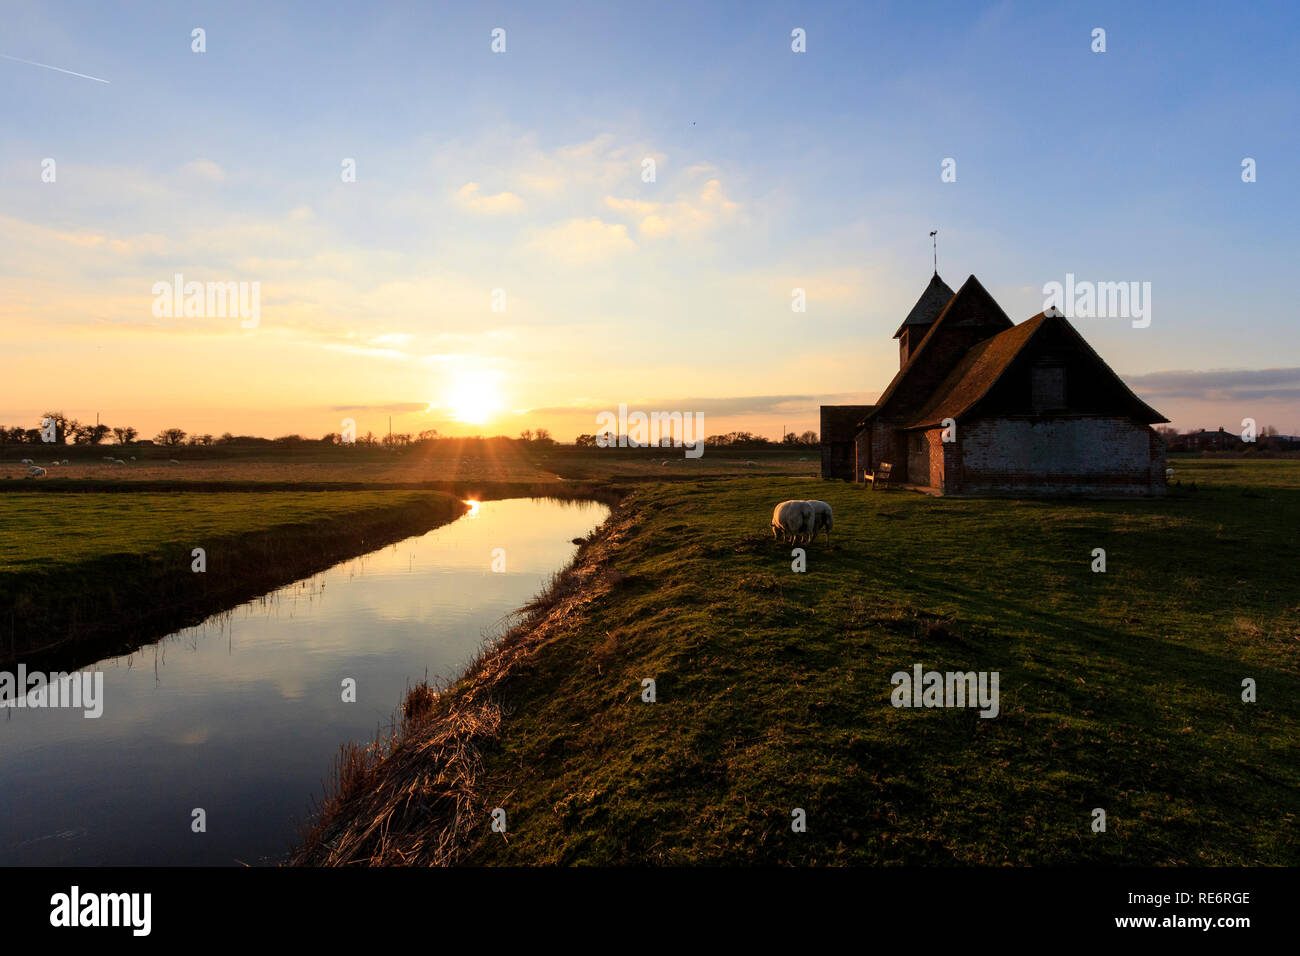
[442,371,503,425]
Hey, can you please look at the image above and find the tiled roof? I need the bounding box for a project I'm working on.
[904,312,1170,429]
[861,274,1013,428]
[905,315,1046,428]
[892,273,955,338]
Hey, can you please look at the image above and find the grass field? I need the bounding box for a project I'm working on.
[0,444,816,485]
[0,491,467,669]
[296,458,1300,865]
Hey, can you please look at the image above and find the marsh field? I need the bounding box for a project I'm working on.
[3,452,1297,865]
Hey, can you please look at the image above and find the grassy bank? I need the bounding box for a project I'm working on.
[0,490,468,671]
[294,459,1300,865]
[0,445,817,485]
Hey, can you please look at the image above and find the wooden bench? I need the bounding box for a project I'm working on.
[864,461,893,490]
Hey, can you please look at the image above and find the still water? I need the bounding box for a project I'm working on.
[0,498,608,866]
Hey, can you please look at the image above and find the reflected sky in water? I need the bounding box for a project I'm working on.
[0,498,608,866]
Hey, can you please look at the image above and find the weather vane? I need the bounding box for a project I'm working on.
[930,230,938,275]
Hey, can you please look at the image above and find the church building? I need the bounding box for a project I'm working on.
[820,273,1168,496]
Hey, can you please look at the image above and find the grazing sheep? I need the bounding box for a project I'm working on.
[112,458,125,465]
[27,465,46,477]
[745,460,757,466]
[20,458,32,465]
[50,460,60,466]
[61,459,69,465]
[129,456,136,461]
[771,499,816,545]
[806,500,833,545]
[169,459,180,464]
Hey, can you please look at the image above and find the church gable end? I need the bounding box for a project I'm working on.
[968,314,1169,423]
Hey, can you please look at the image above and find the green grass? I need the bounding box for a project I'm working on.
[0,491,442,573]
[447,459,1299,864]
[0,490,466,668]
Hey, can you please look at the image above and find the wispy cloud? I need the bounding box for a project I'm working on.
[529,217,635,263]
[454,182,524,214]
[1126,368,1300,402]
[528,393,876,418]
[329,402,428,412]
[181,159,226,182]
[605,178,741,237]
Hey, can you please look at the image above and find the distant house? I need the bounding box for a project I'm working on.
[1182,428,1242,452]
[821,273,1169,496]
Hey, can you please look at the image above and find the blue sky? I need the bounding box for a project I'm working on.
[1,0,1297,438]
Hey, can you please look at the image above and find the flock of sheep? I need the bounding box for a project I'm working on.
[771,498,833,545]
[16,454,180,478]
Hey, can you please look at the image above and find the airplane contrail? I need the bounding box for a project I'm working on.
[0,53,109,84]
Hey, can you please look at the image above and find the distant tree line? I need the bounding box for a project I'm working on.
[2,413,819,451]
[1156,425,1296,453]
[572,430,818,449]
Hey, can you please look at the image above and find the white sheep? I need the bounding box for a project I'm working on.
[169,459,180,464]
[112,458,125,465]
[772,499,816,545]
[20,458,32,465]
[129,456,136,461]
[61,459,69,465]
[27,465,46,477]
[805,500,833,545]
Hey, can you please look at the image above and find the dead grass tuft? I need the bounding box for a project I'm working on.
[290,495,637,866]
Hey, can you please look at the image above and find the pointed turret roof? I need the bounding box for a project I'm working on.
[892,273,955,339]
[862,274,1014,427]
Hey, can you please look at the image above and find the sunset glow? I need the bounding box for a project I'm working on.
[442,372,504,426]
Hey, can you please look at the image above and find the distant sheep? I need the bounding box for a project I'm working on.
[61,459,69,465]
[771,499,816,545]
[20,458,32,465]
[112,458,125,465]
[129,456,136,461]
[27,465,47,477]
[169,459,180,464]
